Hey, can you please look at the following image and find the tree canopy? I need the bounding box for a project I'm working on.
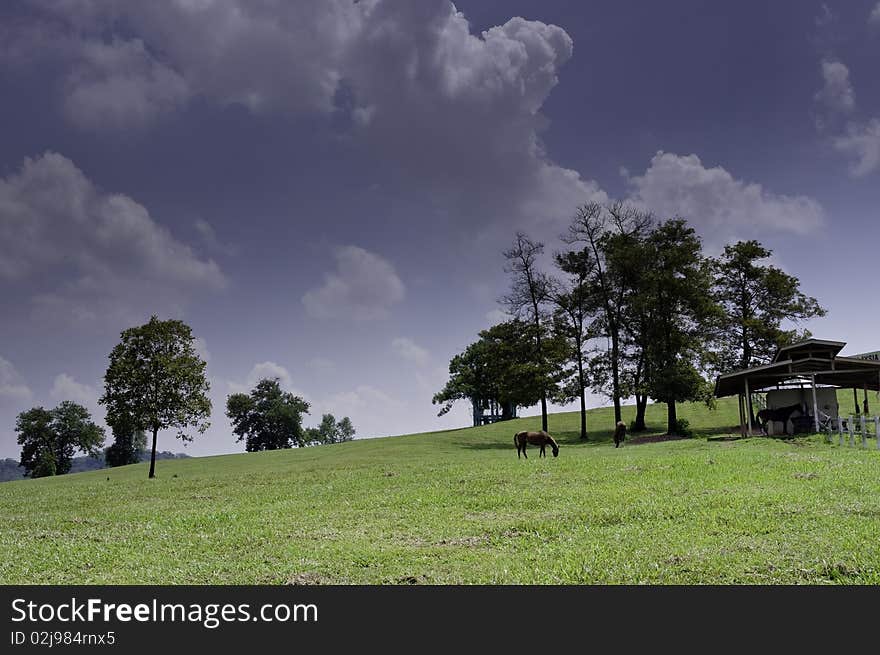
[226,377,311,451]
[16,401,105,478]
[712,240,826,372]
[100,315,211,478]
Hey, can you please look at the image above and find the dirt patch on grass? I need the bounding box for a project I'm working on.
[436,536,489,548]
[286,571,332,585]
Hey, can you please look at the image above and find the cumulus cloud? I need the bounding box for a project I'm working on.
[302,246,405,320]
[833,119,880,177]
[63,37,190,131]
[12,0,606,238]
[871,3,880,25]
[50,373,98,407]
[0,356,33,407]
[0,152,225,325]
[392,337,429,367]
[814,59,855,124]
[18,0,364,124]
[624,152,824,243]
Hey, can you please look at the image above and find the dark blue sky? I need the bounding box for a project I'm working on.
[1,1,878,458]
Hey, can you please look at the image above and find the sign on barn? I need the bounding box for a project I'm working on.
[851,351,880,362]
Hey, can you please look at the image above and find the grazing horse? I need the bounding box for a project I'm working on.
[755,403,803,435]
[613,421,626,448]
[514,430,559,459]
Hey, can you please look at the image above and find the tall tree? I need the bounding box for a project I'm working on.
[564,202,652,425]
[100,316,211,479]
[501,232,556,432]
[553,247,598,440]
[712,240,826,372]
[16,402,105,478]
[226,377,310,451]
[637,219,720,435]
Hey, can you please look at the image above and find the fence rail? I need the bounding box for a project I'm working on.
[825,415,880,449]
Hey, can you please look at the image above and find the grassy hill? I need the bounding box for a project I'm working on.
[2,395,880,584]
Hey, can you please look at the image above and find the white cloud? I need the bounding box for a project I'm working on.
[63,37,190,131]
[12,1,607,240]
[0,356,33,407]
[50,373,98,407]
[320,384,406,438]
[833,119,880,177]
[624,152,824,243]
[194,219,238,256]
[814,59,855,120]
[870,3,880,25]
[392,337,429,367]
[193,337,211,364]
[484,308,511,326]
[227,361,308,400]
[302,245,405,320]
[0,152,225,325]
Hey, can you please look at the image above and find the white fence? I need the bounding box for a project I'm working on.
[825,415,880,449]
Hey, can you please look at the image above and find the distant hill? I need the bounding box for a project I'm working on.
[0,450,190,482]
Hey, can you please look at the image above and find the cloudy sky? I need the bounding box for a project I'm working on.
[1,0,879,459]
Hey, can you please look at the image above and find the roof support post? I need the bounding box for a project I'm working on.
[864,382,869,415]
[811,374,819,434]
[745,377,753,435]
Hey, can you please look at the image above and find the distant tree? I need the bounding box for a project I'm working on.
[501,232,557,432]
[226,378,310,451]
[433,319,568,423]
[306,413,356,445]
[636,219,721,435]
[100,316,211,479]
[105,413,147,468]
[16,402,105,478]
[712,240,826,372]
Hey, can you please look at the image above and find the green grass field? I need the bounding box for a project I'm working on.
[2,394,880,585]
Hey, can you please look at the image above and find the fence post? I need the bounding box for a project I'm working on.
[849,415,855,447]
[876,416,879,450]
[861,415,867,448]
[839,418,844,446]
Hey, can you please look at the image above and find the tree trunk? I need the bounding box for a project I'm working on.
[610,330,622,424]
[634,394,648,431]
[148,426,158,479]
[578,359,587,440]
[666,400,678,436]
[540,392,548,432]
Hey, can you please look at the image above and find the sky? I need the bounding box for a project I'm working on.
[1,0,879,459]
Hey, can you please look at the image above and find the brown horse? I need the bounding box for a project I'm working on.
[514,430,559,459]
[756,403,803,435]
[613,421,626,448]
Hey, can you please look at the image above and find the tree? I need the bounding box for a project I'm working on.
[501,232,556,432]
[306,413,357,445]
[100,316,211,479]
[226,378,310,451]
[552,246,598,440]
[105,413,147,467]
[563,202,652,425]
[16,402,105,478]
[637,219,720,435]
[433,320,567,424]
[712,240,826,372]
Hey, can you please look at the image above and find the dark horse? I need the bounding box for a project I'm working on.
[514,431,559,459]
[755,403,803,435]
[613,421,627,448]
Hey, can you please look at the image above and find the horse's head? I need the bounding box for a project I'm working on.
[551,442,559,457]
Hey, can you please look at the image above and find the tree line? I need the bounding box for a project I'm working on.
[14,316,355,480]
[434,202,825,438]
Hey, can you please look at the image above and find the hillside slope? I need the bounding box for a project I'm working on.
[2,396,879,584]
